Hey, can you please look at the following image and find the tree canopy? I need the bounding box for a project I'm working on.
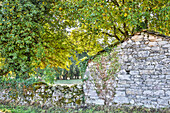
[0,0,169,78]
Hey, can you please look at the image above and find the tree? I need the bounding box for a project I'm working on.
[0,0,55,78]
[57,0,169,58]
[0,0,169,78]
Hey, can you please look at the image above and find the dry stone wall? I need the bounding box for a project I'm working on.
[0,82,84,108]
[83,31,170,108]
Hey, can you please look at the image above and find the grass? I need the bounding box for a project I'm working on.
[0,103,169,113]
[53,79,83,85]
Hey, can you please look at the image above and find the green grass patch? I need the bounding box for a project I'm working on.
[53,79,83,85]
[0,103,169,113]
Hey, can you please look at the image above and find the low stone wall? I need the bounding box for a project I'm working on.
[83,31,170,108]
[0,82,84,108]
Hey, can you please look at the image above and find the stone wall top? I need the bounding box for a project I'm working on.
[133,30,170,39]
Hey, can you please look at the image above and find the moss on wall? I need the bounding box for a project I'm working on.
[0,81,84,108]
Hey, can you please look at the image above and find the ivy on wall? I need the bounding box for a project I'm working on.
[88,47,121,105]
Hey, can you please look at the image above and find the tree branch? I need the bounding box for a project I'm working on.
[111,0,120,7]
[118,28,126,37]
[101,32,120,41]
[123,23,129,38]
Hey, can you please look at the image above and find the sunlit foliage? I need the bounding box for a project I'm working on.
[0,0,169,78]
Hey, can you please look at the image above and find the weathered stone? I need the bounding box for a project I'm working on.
[126,89,142,95]
[157,99,169,105]
[94,99,105,105]
[155,65,164,70]
[136,96,147,99]
[113,97,129,103]
[130,71,139,75]
[136,41,141,45]
[131,35,143,41]
[158,41,168,45]
[166,75,170,79]
[121,41,128,48]
[148,42,158,47]
[164,69,170,74]
[146,57,154,61]
[143,90,153,95]
[144,33,148,39]
[115,91,126,96]
[117,75,131,80]
[138,51,150,57]
[118,80,127,85]
[116,88,126,90]
[151,75,159,79]
[159,75,165,78]
[127,39,133,43]
[165,53,170,56]
[145,41,149,44]
[162,44,170,48]
[144,104,156,108]
[154,90,164,96]
[165,91,170,96]
[140,70,155,75]
[118,70,127,75]
[146,65,154,69]
[148,35,157,42]
[156,36,162,41]
[130,99,135,104]
[152,47,160,51]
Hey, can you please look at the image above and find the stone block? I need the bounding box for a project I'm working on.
[123,41,129,46]
[113,97,129,103]
[117,75,131,80]
[148,35,157,42]
[157,99,169,105]
[138,51,150,57]
[166,75,170,79]
[144,47,151,50]
[118,80,127,85]
[126,89,142,95]
[159,75,165,78]
[115,91,126,96]
[136,103,144,106]
[116,88,126,90]
[146,65,154,69]
[155,65,164,70]
[158,41,168,46]
[145,41,149,44]
[162,44,170,48]
[118,70,127,75]
[144,104,156,108]
[130,71,139,75]
[136,41,140,45]
[153,56,160,60]
[165,91,170,96]
[130,99,135,104]
[154,90,164,96]
[93,99,104,105]
[152,47,160,51]
[127,39,133,43]
[143,90,153,95]
[165,53,170,56]
[144,33,148,39]
[140,70,155,75]
[148,42,158,47]
[131,35,143,41]
[156,36,162,41]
